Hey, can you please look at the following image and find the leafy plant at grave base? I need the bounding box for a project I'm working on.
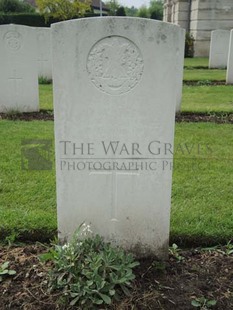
[191,296,217,309]
[185,32,195,58]
[39,76,53,85]
[169,243,184,262]
[40,223,139,307]
[0,262,16,282]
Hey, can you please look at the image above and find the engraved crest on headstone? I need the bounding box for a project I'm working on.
[87,36,144,95]
[4,31,22,51]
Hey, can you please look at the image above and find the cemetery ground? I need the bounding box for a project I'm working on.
[0,58,233,309]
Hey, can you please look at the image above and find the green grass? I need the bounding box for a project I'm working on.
[172,122,233,244]
[39,84,53,111]
[183,57,226,82]
[38,84,233,114]
[183,69,226,81]
[0,121,56,241]
[181,85,233,113]
[0,121,232,244]
[184,57,209,68]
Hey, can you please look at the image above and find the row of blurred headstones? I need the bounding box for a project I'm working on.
[0,24,51,113]
[1,24,233,115]
[209,29,233,84]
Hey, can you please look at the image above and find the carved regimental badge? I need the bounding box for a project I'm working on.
[87,36,144,95]
[4,31,22,51]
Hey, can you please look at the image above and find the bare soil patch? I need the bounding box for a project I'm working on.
[1,111,233,124]
[0,244,232,309]
[183,81,226,86]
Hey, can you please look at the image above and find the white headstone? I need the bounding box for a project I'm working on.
[36,27,52,80]
[226,29,233,84]
[52,17,185,258]
[209,30,230,69]
[175,31,185,113]
[0,24,39,113]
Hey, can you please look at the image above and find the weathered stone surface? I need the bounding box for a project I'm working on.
[52,17,185,258]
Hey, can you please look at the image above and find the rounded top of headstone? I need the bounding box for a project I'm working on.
[51,16,183,33]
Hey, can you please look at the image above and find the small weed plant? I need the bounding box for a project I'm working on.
[224,240,233,255]
[201,240,233,256]
[191,296,217,309]
[40,223,139,308]
[0,262,16,282]
[169,243,184,262]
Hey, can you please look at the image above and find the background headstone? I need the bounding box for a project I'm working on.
[52,17,185,258]
[0,24,39,112]
[175,29,185,113]
[226,29,233,85]
[209,30,230,69]
[36,27,52,80]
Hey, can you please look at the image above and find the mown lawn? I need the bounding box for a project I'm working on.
[172,122,233,244]
[183,57,226,81]
[39,83,233,113]
[182,57,231,112]
[184,57,209,68]
[0,121,56,241]
[0,121,232,244]
[182,85,233,113]
[39,84,53,111]
[183,69,226,81]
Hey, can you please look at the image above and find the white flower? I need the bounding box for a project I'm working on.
[62,243,69,250]
[81,223,92,236]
